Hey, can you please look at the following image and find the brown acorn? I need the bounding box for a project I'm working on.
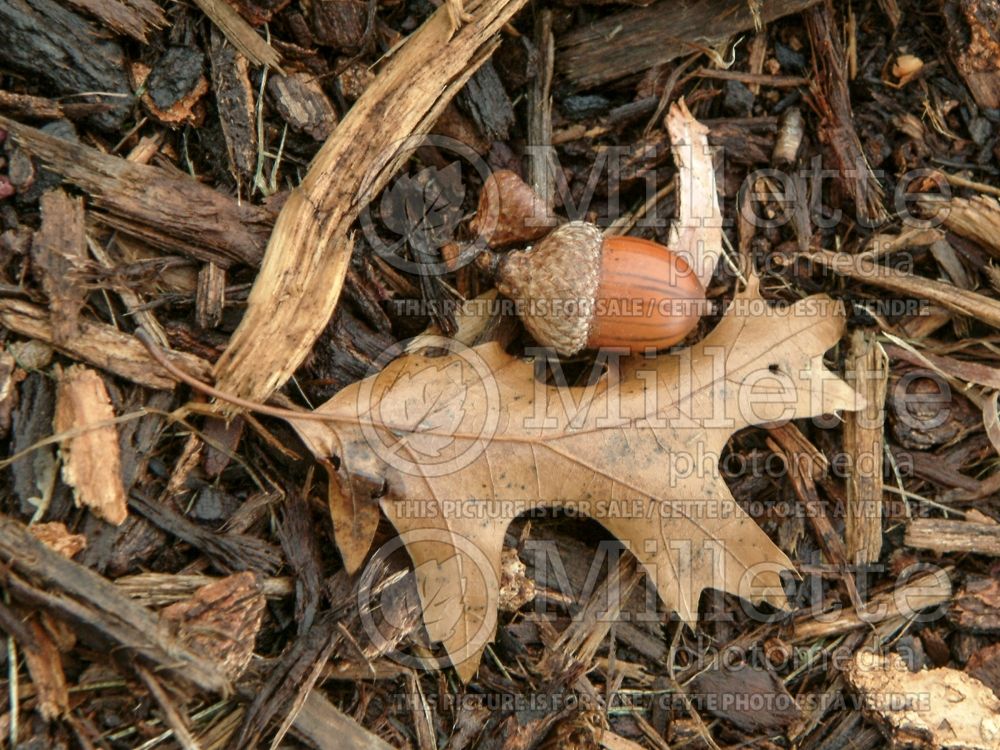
[483,221,706,356]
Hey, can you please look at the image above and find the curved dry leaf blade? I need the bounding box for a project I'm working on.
[289,281,863,680]
[667,99,722,289]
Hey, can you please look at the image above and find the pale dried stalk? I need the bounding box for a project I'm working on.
[805,250,1000,327]
[843,329,887,564]
[190,0,282,71]
[213,0,531,405]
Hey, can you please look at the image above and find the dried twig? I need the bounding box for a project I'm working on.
[212,0,533,406]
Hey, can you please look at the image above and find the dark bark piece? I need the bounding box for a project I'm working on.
[9,372,58,517]
[0,513,230,694]
[0,116,273,268]
[458,61,514,142]
[967,642,1000,697]
[63,0,167,43]
[708,121,775,165]
[118,390,173,488]
[0,0,131,131]
[267,72,339,141]
[943,0,1000,109]
[308,0,368,50]
[33,190,87,346]
[690,663,802,731]
[276,491,324,634]
[229,613,339,749]
[196,262,226,329]
[0,601,69,720]
[556,0,822,90]
[209,32,258,188]
[224,0,292,24]
[299,307,397,403]
[952,577,1000,632]
[128,492,282,574]
[146,46,207,111]
[805,2,887,227]
[82,514,166,576]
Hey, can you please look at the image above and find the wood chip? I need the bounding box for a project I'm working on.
[843,329,888,564]
[905,519,1000,558]
[805,250,1000,329]
[29,522,87,558]
[21,616,70,720]
[54,365,127,526]
[196,262,226,330]
[847,650,1000,750]
[63,0,166,43]
[0,115,273,268]
[33,190,87,347]
[161,571,265,680]
[792,568,952,642]
[952,577,1000,632]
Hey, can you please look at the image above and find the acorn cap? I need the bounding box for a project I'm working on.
[495,222,602,356]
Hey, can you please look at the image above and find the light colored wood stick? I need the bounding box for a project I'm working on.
[212,0,531,406]
[905,519,1000,557]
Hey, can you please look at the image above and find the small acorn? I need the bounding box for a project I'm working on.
[480,222,706,356]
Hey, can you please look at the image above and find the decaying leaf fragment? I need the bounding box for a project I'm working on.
[847,650,1000,750]
[54,365,127,525]
[291,278,862,681]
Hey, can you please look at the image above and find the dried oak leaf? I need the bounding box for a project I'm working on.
[290,277,861,681]
[54,365,127,525]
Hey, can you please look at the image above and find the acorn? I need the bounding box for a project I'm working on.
[480,222,706,356]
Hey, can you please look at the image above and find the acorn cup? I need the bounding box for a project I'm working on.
[478,221,707,357]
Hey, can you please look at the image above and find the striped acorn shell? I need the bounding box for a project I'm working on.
[495,221,706,356]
